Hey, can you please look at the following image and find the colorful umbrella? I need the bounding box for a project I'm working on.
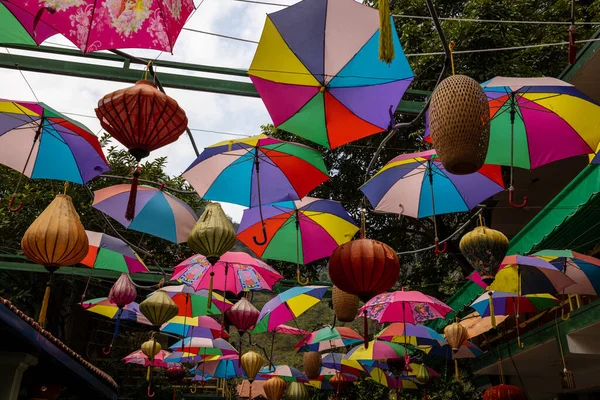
[252,286,329,334]
[182,135,329,208]
[237,197,358,268]
[428,340,483,359]
[0,2,58,45]
[321,353,364,376]
[0,100,108,208]
[307,367,358,389]
[427,77,600,207]
[2,0,194,52]
[165,352,237,363]
[376,322,445,347]
[81,231,148,274]
[157,285,232,317]
[345,340,412,361]
[470,291,558,317]
[489,255,575,295]
[360,290,453,324]
[533,250,600,295]
[169,338,238,357]
[368,368,418,390]
[170,252,282,294]
[192,359,246,380]
[257,365,308,382]
[161,316,228,339]
[92,184,197,243]
[295,327,364,352]
[124,349,172,368]
[459,312,508,338]
[81,297,151,325]
[249,0,414,149]
[272,324,310,336]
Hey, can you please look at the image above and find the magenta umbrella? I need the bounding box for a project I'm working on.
[2,0,195,53]
[360,290,452,324]
[170,252,283,295]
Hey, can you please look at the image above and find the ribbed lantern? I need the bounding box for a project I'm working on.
[332,286,359,323]
[188,202,236,264]
[141,337,162,362]
[227,297,260,359]
[264,376,286,400]
[108,273,137,309]
[459,225,509,284]
[241,350,264,383]
[95,80,188,221]
[286,382,309,400]
[139,290,179,326]
[303,351,321,379]
[444,322,468,352]
[482,384,527,400]
[415,365,431,385]
[329,371,349,392]
[166,363,187,400]
[21,193,88,327]
[428,75,490,175]
[328,239,400,300]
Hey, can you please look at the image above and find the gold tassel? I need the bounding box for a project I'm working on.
[378,0,394,64]
[249,382,253,399]
[454,358,459,379]
[38,275,53,327]
[488,292,496,328]
[207,271,215,310]
[147,366,151,381]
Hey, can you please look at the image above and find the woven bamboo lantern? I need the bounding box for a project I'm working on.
[188,202,236,264]
[227,297,260,335]
[240,350,264,383]
[286,382,309,400]
[95,80,188,220]
[21,193,88,327]
[444,322,468,352]
[415,365,431,385]
[141,337,162,362]
[428,75,490,175]
[332,286,359,323]
[139,290,179,326]
[459,225,509,284]
[482,384,527,400]
[108,273,137,309]
[264,376,286,400]
[303,351,322,379]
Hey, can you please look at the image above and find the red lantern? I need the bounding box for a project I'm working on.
[227,297,260,335]
[482,384,527,400]
[108,273,137,309]
[95,80,188,220]
[166,364,187,400]
[328,239,400,300]
[329,371,349,397]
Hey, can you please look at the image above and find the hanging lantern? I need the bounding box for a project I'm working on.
[415,365,431,385]
[108,273,137,309]
[303,351,322,379]
[328,239,400,300]
[240,350,264,383]
[444,322,468,352]
[139,290,179,326]
[482,384,527,400]
[95,80,188,221]
[188,202,236,265]
[428,75,490,175]
[329,371,349,392]
[21,193,88,327]
[141,337,162,362]
[286,382,309,400]
[459,225,509,284]
[332,286,359,323]
[264,376,286,400]
[166,364,187,382]
[227,297,260,359]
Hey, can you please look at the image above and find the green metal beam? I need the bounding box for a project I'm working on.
[0,44,426,114]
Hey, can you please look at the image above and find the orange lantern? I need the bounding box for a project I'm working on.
[482,384,527,400]
[264,376,286,400]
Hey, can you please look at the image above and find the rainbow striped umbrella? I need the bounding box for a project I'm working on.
[169,338,238,358]
[81,231,148,274]
[376,322,445,347]
[157,285,232,317]
[161,316,229,339]
[81,297,150,325]
[532,250,600,295]
[345,340,412,361]
[295,327,363,352]
[92,184,197,243]
[321,353,364,376]
[470,291,558,317]
[124,350,173,368]
[237,197,358,265]
[257,365,308,382]
[192,359,246,380]
[368,368,418,390]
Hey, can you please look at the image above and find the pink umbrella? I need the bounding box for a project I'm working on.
[273,324,310,336]
[170,252,282,294]
[3,0,195,53]
[360,290,452,324]
[124,349,172,368]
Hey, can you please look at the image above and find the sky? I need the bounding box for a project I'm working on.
[0,0,299,222]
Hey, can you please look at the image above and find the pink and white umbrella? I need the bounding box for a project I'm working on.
[360,290,452,324]
[124,349,172,368]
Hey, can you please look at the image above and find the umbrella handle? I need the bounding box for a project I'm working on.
[562,306,571,321]
[102,345,113,355]
[80,294,93,309]
[434,238,448,255]
[7,194,23,212]
[297,270,309,286]
[509,189,528,209]
[253,225,268,245]
[147,385,155,398]
[190,385,197,394]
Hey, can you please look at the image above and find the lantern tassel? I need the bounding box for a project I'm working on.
[378,0,394,64]
[38,273,54,327]
[454,358,459,380]
[488,292,496,328]
[207,271,215,310]
[363,310,369,349]
[249,382,252,399]
[173,389,177,400]
[125,166,141,221]
[147,366,151,382]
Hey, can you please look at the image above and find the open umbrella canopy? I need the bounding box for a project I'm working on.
[360,290,452,324]
[2,0,194,52]
[470,291,558,317]
[460,312,508,338]
[489,255,575,295]
[427,340,483,359]
[272,324,310,336]
[295,327,364,352]
[81,231,148,274]
[182,135,329,207]
[376,322,445,347]
[257,365,308,382]
[161,315,228,339]
[253,286,329,334]
[165,352,237,363]
[533,250,600,295]
[321,353,364,376]
[361,150,504,218]
[156,285,232,317]
[0,2,57,45]
[81,297,151,325]
[0,100,108,184]
[307,367,358,389]
[93,184,197,243]
[192,359,246,379]
[345,340,412,361]
[124,349,172,368]
[237,197,358,264]
[368,368,418,390]
[171,252,282,294]
[249,0,414,149]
